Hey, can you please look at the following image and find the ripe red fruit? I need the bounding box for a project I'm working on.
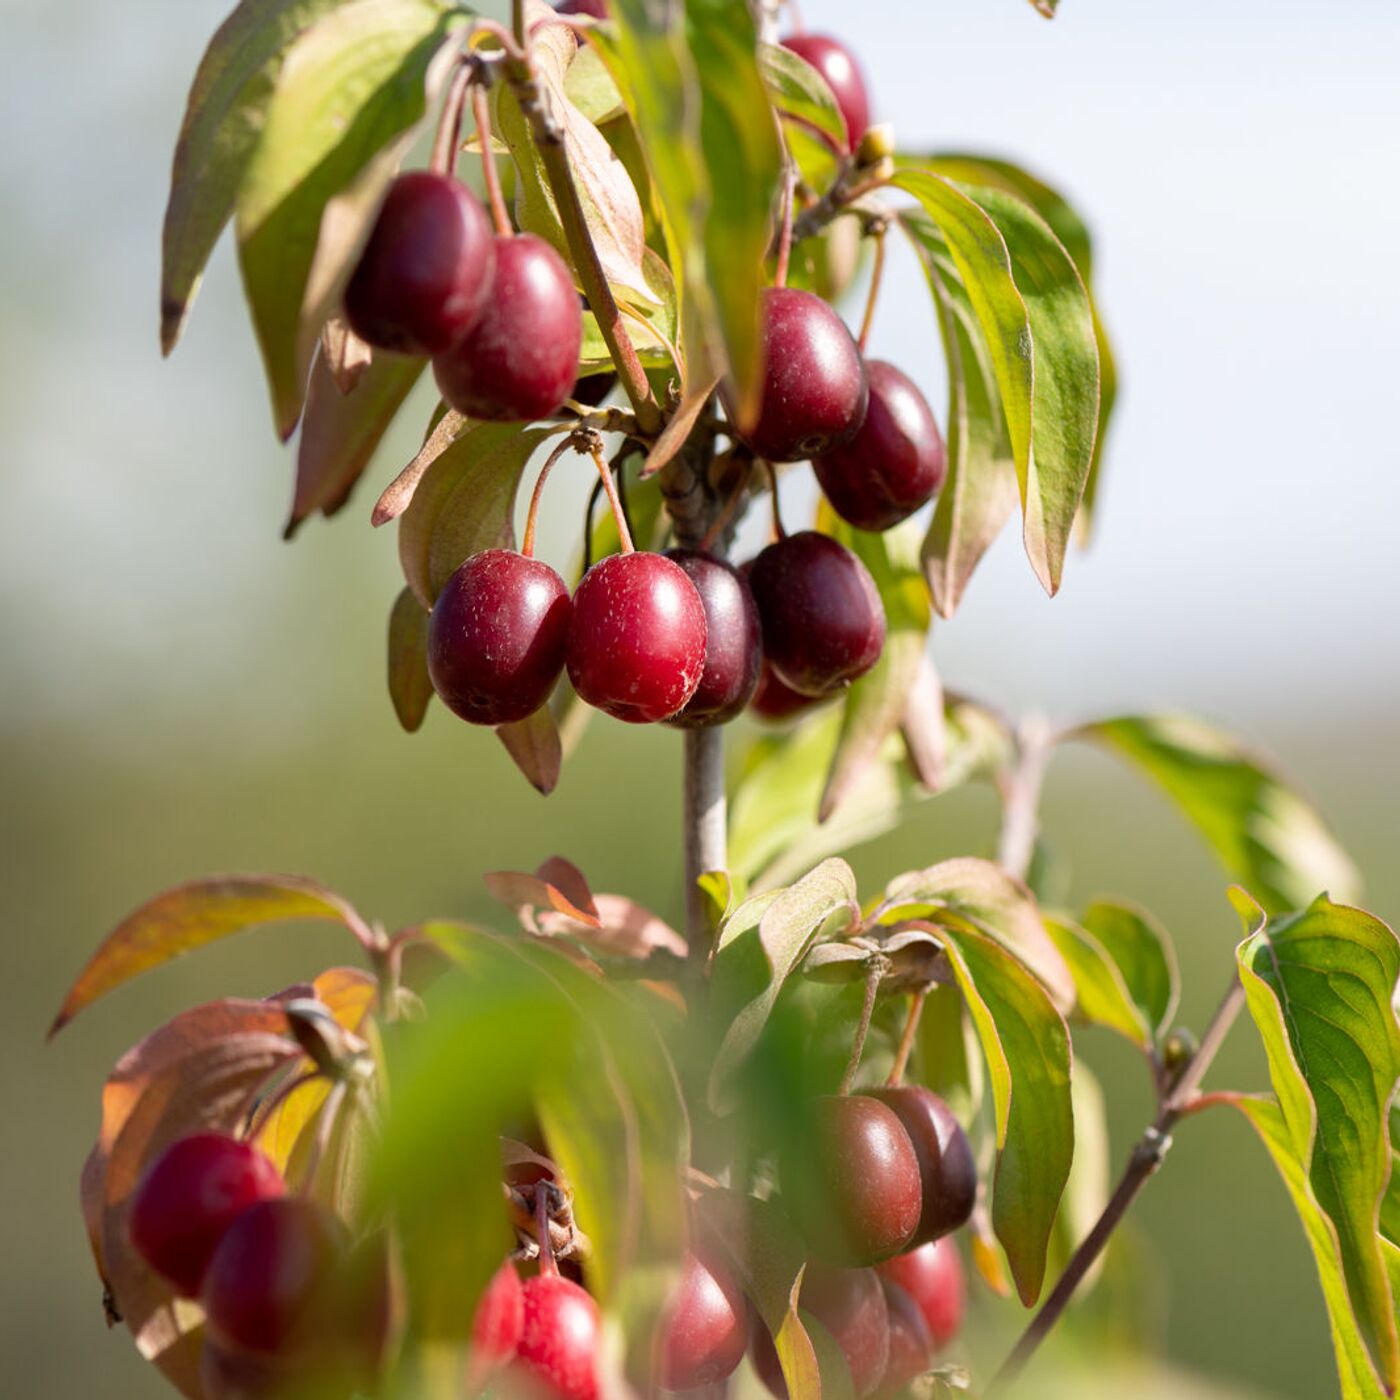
[779,34,871,154]
[874,1278,934,1397]
[752,1265,890,1398]
[468,1261,525,1389]
[750,660,824,722]
[427,549,573,726]
[343,171,496,356]
[781,1096,922,1266]
[566,552,708,723]
[739,289,868,463]
[747,531,885,696]
[868,1087,976,1247]
[127,1133,285,1297]
[662,551,763,728]
[878,1239,966,1349]
[513,1273,601,1400]
[655,1250,749,1390]
[201,1198,348,1359]
[813,361,947,532]
[433,234,583,422]
[557,0,607,15]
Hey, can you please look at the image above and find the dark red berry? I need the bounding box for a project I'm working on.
[868,1087,976,1246]
[781,1096,922,1266]
[813,361,946,532]
[750,660,824,722]
[878,1239,965,1349]
[874,1279,933,1398]
[557,0,608,15]
[566,552,708,723]
[433,234,583,422]
[127,1133,285,1297]
[747,531,885,696]
[468,1261,525,1389]
[779,34,871,153]
[655,1250,748,1391]
[739,289,868,463]
[513,1273,601,1400]
[200,1340,301,1399]
[344,171,496,356]
[427,549,572,726]
[662,551,762,728]
[752,1265,890,1398]
[201,1198,348,1359]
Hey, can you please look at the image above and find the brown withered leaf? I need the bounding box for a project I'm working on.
[386,587,434,733]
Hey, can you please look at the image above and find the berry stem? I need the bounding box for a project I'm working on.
[884,988,926,1086]
[534,1181,560,1278]
[838,956,888,1096]
[774,166,797,289]
[521,437,581,559]
[471,82,513,237]
[988,973,1246,1393]
[430,61,475,177]
[758,458,787,540]
[857,220,889,352]
[586,438,635,553]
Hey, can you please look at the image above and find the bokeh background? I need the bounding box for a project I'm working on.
[3,0,1398,1395]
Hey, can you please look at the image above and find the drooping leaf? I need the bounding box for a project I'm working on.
[1044,914,1153,1049]
[1078,713,1362,914]
[159,0,345,355]
[1080,898,1179,1040]
[757,42,848,153]
[319,317,374,393]
[287,346,424,536]
[913,982,985,1125]
[235,0,463,436]
[1238,895,1400,1388]
[52,876,372,1034]
[386,586,434,733]
[1047,1062,1110,1293]
[938,916,1073,1304]
[495,706,564,796]
[397,423,559,608]
[639,375,721,478]
[484,858,601,929]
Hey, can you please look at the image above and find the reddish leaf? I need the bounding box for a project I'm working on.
[52,875,373,1035]
[372,406,469,527]
[534,857,599,922]
[484,859,601,928]
[639,376,721,478]
[537,894,686,959]
[387,586,434,733]
[495,707,563,796]
[900,653,947,792]
[320,317,373,394]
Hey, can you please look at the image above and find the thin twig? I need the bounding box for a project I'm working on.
[774,166,797,288]
[471,82,512,235]
[586,438,633,553]
[521,437,580,559]
[858,222,888,351]
[885,988,927,1086]
[430,61,475,176]
[838,957,888,1096]
[758,458,786,540]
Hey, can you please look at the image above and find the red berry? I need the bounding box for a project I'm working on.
[868,1087,976,1246]
[655,1250,749,1390]
[874,1279,934,1397]
[750,659,824,722]
[747,532,885,696]
[468,1261,525,1389]
[662,551,763,728]
[878,1239,966,1349]
[752,1265,890,1398]
[566,552,708,723]
[781,1096,922,1266]
[127,1133,285,1297]
[557,0,607,15]
[344,171,496,356]
[739,289,868,463]
[813,361,946,532]
[433,234,583,422]
[200,1340,301,1399]
[201,1198,348,1359]
[513,1273,601,1400]
[427,549,572,726]
[779,34,871,153]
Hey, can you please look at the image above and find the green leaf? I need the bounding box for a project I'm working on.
[1238,895,1400,1388]
[897,207,1017,618]
[1078,713,1362,914]
[913,982,985,1124]
[397,423,560,608]
[235,0,462,436]
[1044,914,1153,1049]
[1080,898,1179,1040]
[1047,1062,1110,1293]
[287,344,424,537]
[939,916,1073,1304]
[160,0,345,355]
[708,858,858,1112]
[819,513,932,822]
[757,42,848,154]
[1234,1096,1392,1400]
[51,876,371,1035]
[387,586,433,733]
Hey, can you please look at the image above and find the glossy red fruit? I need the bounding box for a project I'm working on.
[868,1087,976,1246]
[433,234,583,422]
[662,551,762,728]
[468,1262,525,1389]
[782,1096,922,1266]
[513,1273,601,1400]
[343,171,496,356]
[427,549,572,726]
[750,659,824,722]
[557,0,607,15]
[878,1239,966,1349]
[740,288,868,463]
[567,552,708,723]
[874,1279,934,1397]
[779,34,871,153]
[202,1198,348,1359]
[747,531,885,696]
[127,1133,285,1297]
[655,1250,749,1390]
[813,361,946,532]
[752,1265,890,1398]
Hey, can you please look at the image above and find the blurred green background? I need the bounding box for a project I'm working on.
[3,0,1398,1396]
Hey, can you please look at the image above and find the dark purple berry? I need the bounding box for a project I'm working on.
[868,1086,976,1246]
[662,551,763,728]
